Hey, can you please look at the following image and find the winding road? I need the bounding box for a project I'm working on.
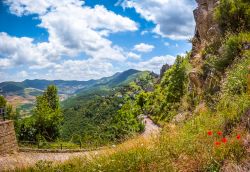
[0,116,160,171]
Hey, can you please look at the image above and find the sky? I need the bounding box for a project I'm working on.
[0,0,196,82]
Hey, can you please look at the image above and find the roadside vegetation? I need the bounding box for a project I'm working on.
[16,0,250,171]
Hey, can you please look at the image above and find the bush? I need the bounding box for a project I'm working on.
[223,53,250,95]
[215,0,250,33]
[209,33,250,72]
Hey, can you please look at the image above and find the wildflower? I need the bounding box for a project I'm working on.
[215,141,221,146]
[221,138,227,143]
[217,131,223,136]
[236,135,241,140]
[207,131,213,136]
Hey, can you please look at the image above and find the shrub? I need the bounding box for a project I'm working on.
[223,54,250,95]
[215,0,250,33]
[209,33,250,72]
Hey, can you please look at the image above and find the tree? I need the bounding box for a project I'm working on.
[111,102,143,140]
[33,85,63,141]
[136,92,148,113]
[215,0,250,33]
[0,95,7,108]
[44,85,59,110]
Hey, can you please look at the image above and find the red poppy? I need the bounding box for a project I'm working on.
[221,138,227,143]
[215,141,221,146]
[236,135,241,140]
[207,131,213,136]
[217,131,223,136]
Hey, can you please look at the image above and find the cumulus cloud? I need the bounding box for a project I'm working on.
[1,0,140,80]
[127,52,141,60]
[129,55,176,73]
[0,32,52,68]
[122,0,196,40]
[47,59,115,81]
[133,43,155,53]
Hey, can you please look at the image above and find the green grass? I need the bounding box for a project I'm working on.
[17,90,250,172]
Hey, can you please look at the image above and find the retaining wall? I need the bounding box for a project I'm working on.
[0,120,18,155]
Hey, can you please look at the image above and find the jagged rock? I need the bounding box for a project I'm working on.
[189,0,221,97]
[188,69,203,94]
[194,0,220,45]
[160,64,170,78]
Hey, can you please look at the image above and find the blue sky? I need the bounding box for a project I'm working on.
[0,0,196,81]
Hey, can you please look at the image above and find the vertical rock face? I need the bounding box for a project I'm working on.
[192,0,220,51]
[160,64,170,78]
[189,0,221,96]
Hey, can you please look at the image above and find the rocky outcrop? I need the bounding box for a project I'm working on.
[160,64,170,78]
[192,0,220,53]
[189,0,221,97]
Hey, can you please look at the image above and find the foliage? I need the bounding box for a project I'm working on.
[201,32,250,108]
[144,55,189,123]
[21,90,250,171]
[43,85,59,110]
[110,100,144,140]
[61,95,125,145]
[215,0,250,34]
[223,52,250,95]
[60,73,153,146]
[214,33,250,72]
[15,1,250,171]
[18,85,63,142]
[136,92,148,112]
[0,95,7,107]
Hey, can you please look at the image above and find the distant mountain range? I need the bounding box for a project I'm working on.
[0,69,156,96]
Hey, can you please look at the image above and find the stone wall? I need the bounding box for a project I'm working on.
[0,120,18,155]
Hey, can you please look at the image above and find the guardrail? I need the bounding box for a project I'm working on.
[18,141,109,153]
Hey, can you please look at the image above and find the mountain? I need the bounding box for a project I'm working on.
[0,69,147,96]
[75,69,147,95]
[0,69,156,113]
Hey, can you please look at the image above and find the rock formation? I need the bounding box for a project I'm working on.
[189,0,221,96]
[160,64,170,79]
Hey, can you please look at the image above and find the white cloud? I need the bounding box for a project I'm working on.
[141,30,149,35]
[164,42,170,46]
[1,0,140,80]
[47,59,115,81]
[2,1,139,62]
[0,32,52,68]
[133,43,155,53]
[0,58,12,68]
[129,55,176,73]
[19,70,28,78]
[127,52,141,60]
[122,0,196,40]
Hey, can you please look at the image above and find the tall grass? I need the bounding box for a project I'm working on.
[18,89,249,172]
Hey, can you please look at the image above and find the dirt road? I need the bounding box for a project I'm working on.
[0,116,160,171]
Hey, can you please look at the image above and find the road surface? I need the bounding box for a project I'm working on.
[0,116,160,171]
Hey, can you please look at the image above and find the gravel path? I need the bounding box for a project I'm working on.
[0,116,160,171]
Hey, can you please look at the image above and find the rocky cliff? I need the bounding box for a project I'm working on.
[189,0,221,96]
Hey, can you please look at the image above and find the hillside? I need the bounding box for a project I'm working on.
[60,70,156,146]
[0,69,145,96]
[19,0,250,171]
[11,69,157,147]
[0,69,153,115]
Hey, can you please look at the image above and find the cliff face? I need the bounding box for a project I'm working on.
[160,64,170,79]
[193,0,220,50]
[189,0,221,96]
